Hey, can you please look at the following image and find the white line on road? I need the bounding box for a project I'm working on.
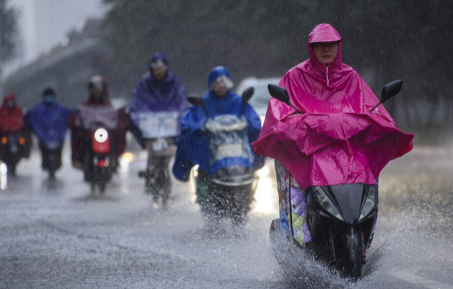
[390,272,453,289]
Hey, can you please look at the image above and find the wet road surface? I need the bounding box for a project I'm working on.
[1,145,452,289]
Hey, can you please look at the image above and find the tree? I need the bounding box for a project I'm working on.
[103,0,453,139]
[102,0,311,94]
[0,0,18,62]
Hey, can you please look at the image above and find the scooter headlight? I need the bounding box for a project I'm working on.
[313,188,344,221]
[359,186,377,220]
[94,128,109,143]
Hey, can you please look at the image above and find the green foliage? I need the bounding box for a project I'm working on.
[103,0,311,92]
[0,0,18,62]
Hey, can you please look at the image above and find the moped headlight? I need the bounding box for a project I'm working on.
[359,186,377,220]
[312,188,344,221]
[94,128,108,143]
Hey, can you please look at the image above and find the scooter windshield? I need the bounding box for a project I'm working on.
[131,111,180,138]
[204,115,253,166]
[78,105,119,130]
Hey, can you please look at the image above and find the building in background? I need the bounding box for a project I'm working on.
[3,0,118,108]
[4,19,117,108]
[4,0,105,78]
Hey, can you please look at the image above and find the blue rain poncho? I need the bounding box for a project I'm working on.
[173,67,264,181]
[24,101,72,144]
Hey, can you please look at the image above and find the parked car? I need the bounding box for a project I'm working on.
[236,77,280,124]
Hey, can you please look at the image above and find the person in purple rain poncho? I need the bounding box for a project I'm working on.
[253,24,413,247]
[129,53,189,137]
[129,53,189,144]
[128,53,189,205]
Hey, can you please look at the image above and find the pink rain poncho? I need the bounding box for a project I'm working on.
[253,24,414,189]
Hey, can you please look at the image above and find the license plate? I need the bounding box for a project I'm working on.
[217,144,243,158]
[11,146,18,153]
[152,139,167,151]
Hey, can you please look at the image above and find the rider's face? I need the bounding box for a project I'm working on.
[6,100,15,109]
[313,42,338,65]
[91,88,103,100]
[213,79,228,97]
[152,68,166,81]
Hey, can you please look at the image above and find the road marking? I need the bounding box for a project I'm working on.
[390,272,453,289]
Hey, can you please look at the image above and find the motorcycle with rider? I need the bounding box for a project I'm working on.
[68,76,127,194]
[24,87,72,179]
[173,66,264,225]
[0,93,31,176]
[129,53,189,208]
[252,24,414,280]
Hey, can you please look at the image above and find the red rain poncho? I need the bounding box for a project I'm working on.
[252,24,414,189]
[0,93,24,133]
[68,98,127,165]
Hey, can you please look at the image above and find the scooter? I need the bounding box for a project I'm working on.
[39,141,63,179]
[132,111,179,206]
[0,129,30,176]
[188,87,259,224]
[74,105,121,194]
[268,80,403,279]
[86,124,114,194]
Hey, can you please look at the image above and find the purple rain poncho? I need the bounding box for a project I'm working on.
[129,72,189,121]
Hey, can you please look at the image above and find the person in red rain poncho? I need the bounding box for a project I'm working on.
[252,24,413,246]
[0,93,24,134]
[68,76,127,180]
[0,93,32,167]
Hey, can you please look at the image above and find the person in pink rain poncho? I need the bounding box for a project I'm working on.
[252,24,414,246]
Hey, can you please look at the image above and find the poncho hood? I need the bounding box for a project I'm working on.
[308,23,343,79]
[252,24,414,189]
[2,93,17,107]
[207,66,232,89]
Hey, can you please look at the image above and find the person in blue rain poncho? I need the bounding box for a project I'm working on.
[173,66,264,182]
[24,87,72,172]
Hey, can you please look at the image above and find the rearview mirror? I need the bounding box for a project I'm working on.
[268,84,290,105]
[239,87,254,116]
[370,79,403,112]
[187,95,204,107]
[381,80,403,103]
[241,87,254,103]
[187,95,208,117]
[267,84,302,114]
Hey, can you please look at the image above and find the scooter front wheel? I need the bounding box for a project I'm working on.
[48,168,56,179]
[342,227,363,280]
[8,164,17,176]
[98,183,106,195]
